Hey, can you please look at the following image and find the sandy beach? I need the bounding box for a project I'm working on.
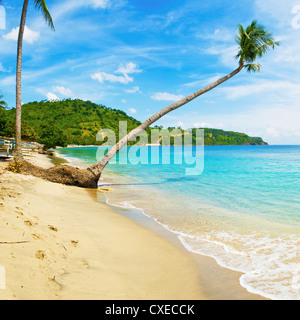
[0,154,265,300]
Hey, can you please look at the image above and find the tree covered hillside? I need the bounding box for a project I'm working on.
[1,99,268,146]
[5,99,142,145]
[199,128,268,146]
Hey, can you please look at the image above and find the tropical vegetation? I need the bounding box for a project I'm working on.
[7,20,278,189]
[0,94,7,110]
[1,99,267,146]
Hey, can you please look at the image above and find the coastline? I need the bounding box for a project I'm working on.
[99,191,267,300]
[0,154,266,300]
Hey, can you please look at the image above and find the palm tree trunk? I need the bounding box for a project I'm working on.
[15,0,29,160]
[87,65,244,180]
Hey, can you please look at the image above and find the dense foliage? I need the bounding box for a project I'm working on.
[197,128,267,146]
[0,109,8,135]
[4,99,142,145]
[0,99,267,146]
[38,121,68,150]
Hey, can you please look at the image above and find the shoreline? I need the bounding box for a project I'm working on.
[0,153,266,300]
[54,151,267,300]
[98,190,267,300]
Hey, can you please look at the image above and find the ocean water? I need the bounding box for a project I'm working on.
[57,145,300,300]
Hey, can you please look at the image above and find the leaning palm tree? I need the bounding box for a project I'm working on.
[23,20,279,188]
[0,94,7,110]
[84,21,279,185]
[15,0,54,160]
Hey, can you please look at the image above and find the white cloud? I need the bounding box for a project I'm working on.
[196,28,233,42]
[0,75,15,86]
[204,45,239,69]
[151,92,185,101]
[115,62,142,75]
[92,62,141,85]
[46,92,59,101]
[0,63,9,73]
[52,0,111,19]
[128,108,137,114]
[193,122,214,128]
[182,73,226,89]
[221,80,300,101]
[255,0,299,27]
[3,26,40,44]
[125,86,142,94]
[92,72,133,84]
[177,121,185,129]
[53,86,75,98]
[91,0,110,8]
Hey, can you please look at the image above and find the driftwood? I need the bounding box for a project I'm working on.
[0,241,29,244]
[8,160,99,189]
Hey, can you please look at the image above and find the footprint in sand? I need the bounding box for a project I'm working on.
[71,240,79,247]
[48,225,58,232]
[24,220,33,227]
[35,250,45,260]
[32,234,41,240]
[79,259,90,269]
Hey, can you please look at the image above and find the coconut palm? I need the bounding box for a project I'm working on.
[81,20,278,186]
[27,20,278,188]
[0,94,7,110]
[15,0,54,159]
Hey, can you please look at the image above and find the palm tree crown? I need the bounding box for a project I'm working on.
[0,95,7,110]
[235,20,279,72]
[33,0,55,31]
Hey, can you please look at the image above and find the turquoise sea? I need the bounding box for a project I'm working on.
[57,145,300,300]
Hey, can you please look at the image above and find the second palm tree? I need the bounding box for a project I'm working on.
[15,0,55,160]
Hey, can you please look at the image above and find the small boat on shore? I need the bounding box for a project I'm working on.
[0,139,14,159]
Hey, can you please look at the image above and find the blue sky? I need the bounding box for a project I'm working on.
[0,0,300,144]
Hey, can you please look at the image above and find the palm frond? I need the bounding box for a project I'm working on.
[0,95,7,110]
[33,0,55,31]
[244,63,261,73]
[235,20,279,72]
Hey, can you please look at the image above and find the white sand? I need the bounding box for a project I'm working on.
[0,158,206,300]
[0,154,265,300]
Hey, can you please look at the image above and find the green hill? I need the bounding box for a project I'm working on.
[199,128,268,146]
[2,99,268,146]
[4,99,142,145]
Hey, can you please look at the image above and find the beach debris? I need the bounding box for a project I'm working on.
[31,234,41,240]
[35,250,45,260]
[60,243,68,251]
[71,240,78,247]
[48,225,58,232]
[24,220,33,227]
[99,187,112,192]
[0,241,29,245]
[48,276,63,290]
[6,159,23,174]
